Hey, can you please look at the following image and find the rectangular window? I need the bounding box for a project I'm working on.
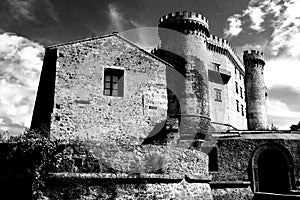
[235,82,239,94]
[236,100,239,112]
[241,105,244,116]
[103,68,124,97]
[239,72,242,80]
[240,87,243,98]
[235,67,237,74]
[213,62,220,72]
[214,89,222,102]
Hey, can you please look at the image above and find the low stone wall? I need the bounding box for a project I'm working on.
[212,187,253,200]
[41,143,213,199]
[43,173,213,200]
[54,143,209,177]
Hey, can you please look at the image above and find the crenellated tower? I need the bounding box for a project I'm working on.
[153,11,211,146]
[244,50,268,130]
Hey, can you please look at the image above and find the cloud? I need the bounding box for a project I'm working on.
[267,98,300,129]
[246,6,265,32]
[107,3,127,32]
[264,57,300,89]
[268,86,300,112]
[6,0,60,23]
[0,33,44,128]
[268,115,299,130]
[224,0,300,128]
[106,3,158,51]
[224,0,300,57]
[224,14,243,38]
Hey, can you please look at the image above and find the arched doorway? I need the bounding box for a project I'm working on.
[251,143,294,194]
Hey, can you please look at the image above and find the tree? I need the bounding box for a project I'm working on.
[270,123,278,131]
[290,121,300,131]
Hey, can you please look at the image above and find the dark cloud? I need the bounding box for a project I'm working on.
[5,0,60,23]
[0,0,250,46]
[268,86,300,112]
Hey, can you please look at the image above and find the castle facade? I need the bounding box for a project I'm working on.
[28,11,300,199]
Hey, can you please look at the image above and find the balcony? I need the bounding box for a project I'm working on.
[208,68,231,85]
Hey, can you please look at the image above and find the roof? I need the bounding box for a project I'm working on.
[46,32,175,69]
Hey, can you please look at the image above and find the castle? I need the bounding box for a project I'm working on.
[27,11,300,199]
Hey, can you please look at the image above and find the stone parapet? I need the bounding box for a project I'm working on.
[243,50,265,66]
[158,11,210,36]
[207,34,244,73]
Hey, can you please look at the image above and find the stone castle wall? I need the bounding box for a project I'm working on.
[154,11,248,131]
[211,135,300,190]
[48,35,168,143]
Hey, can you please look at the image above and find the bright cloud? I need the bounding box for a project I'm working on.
[107,3,127,32]
[267,99,300,118]
[0,33,44,128]
[224,14,243,38]
[246,6,265,32]
[106,4,158,51]
[224,0,300,57]
[224,0,300,128]
[264,58,300,89]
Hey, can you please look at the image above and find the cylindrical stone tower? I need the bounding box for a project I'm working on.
[154,11,211,146]
[244,50,268,130]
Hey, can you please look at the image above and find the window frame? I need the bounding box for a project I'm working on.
[214,88,222,102]
[240,87,243,99]
[235,82,239,94]
[241,104,244,116]
[103,68,124,97]
[212,62,220,72]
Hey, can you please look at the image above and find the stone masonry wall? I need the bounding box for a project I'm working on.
[43,177,213,200]
[207,50,247,130]
[51,35,168,144]
[212,137,300,188]
[42,142,212,200]
[244,51,268,130]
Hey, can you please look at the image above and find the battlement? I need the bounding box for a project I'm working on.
[243,50,264,61]
[158,11,210,36]
[206,34,244,73]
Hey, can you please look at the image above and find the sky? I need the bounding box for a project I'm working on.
[0,0,300,133]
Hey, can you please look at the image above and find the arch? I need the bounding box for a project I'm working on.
[250,143,295,194]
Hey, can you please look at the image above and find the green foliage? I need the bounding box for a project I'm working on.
[7,128,64,200]
[270,123,279,131]
[290,121,300,131]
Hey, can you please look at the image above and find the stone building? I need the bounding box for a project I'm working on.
[29,11,300,199]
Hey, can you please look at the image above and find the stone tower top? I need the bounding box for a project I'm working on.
[243,50,265,65]
[158,11,210,36]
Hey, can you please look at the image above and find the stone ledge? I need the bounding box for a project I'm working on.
[47,172,211,183]
[210,181,251,188]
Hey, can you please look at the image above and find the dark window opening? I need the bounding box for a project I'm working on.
[241,105,244,116]
[103,68,124,97]
[236,100,239,112]
[208,147,218,171]
[235,82,239,94]
[213,62,220,72]
[240,87,243,98]
[214,89,222,102]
